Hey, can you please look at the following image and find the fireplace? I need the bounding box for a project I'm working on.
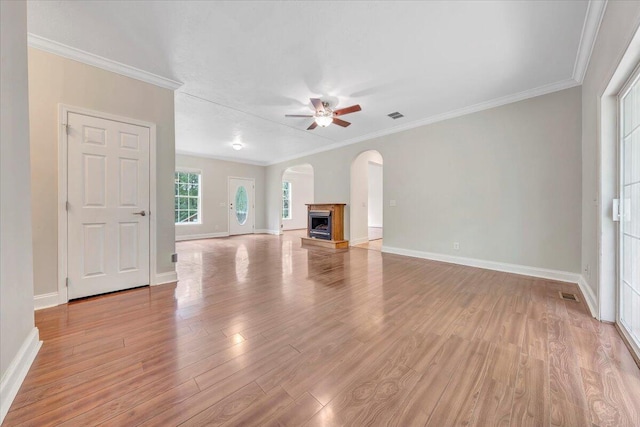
[302,203,348,249]
[309,210,332,240]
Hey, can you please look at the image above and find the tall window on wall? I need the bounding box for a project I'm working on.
[282,181,292,220]
[175,171,201,224]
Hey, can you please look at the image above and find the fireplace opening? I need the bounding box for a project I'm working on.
[309,210,332,240]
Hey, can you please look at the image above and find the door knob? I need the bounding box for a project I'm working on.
[133,210,146,216]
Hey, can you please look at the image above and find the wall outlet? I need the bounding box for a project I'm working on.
[215,224,219,231]
[171,253,178,263]
[453,242,460,250]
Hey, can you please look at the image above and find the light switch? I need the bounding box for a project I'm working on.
[389,200,397,207]
[219,202,226,207]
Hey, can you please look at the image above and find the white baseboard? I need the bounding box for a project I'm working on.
[33,292,59,310]
[0,327,41,423]
[578,275,599,320]
[381,245,581,284]
[153,271,178,286]
[255,229,282,235]
[176,232,229,242]
[350,237,369,246]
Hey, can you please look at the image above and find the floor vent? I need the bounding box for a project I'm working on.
[559,291,579,302]
[388,112,404,119]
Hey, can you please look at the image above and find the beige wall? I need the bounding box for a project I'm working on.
[267,87,582,273]
[28,48,176,297]
[1,0,37,415]
[175,154,266,239]
[581,2,640,320]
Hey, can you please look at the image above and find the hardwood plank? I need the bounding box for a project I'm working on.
[426,339,494,426]
[5,231,640,427]
[263,392,323,427]
[220,385,293,426]
[509,354,549,427]
[179,381,265,426]
[78,379,200,426]
[387,364,452,426]
[305,358,420,426]
[469,378,513,427]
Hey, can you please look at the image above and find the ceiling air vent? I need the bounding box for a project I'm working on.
[388,112,404,119]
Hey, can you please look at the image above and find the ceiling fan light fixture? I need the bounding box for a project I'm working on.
[232,142,243,151]
[315,115,333,127]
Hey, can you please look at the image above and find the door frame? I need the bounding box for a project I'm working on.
[57,104,158,304]
[616,66,640,359]
[227,176,255,235]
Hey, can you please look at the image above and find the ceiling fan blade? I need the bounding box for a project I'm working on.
[332,118,351,127]
[285,114,314,117]
[333,104,362,116]
[310,98,325,113]
[307,121,318,130]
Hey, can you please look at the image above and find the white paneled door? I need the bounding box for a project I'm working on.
[229,177,254,235]
[67,112,150,299]
[619,69,640,357]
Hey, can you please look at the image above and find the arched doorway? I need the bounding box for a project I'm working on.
[281,164,314,234]
[350,150,383,250]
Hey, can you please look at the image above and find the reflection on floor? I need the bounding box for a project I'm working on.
[11,232,640,425]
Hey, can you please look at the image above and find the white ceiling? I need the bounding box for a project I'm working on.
[27,1,590,165]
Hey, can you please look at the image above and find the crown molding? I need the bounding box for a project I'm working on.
[176,150,268,166]
[27,34,183,90]
[266,78,580,166]
[572,0,608,83]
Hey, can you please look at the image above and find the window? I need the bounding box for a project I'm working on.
[174,171,201,224]
[282,181,291,220]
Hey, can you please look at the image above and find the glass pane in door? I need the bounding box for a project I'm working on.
[235,186,248,225]
[620,74,640,349]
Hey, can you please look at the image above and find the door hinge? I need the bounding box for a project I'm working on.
[65,277,69,287]
[64,123,70,135]
[613,199,621,222]
[65,201,70,211]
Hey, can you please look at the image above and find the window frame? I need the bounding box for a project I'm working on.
[282,181,292,220]
[174,169,202,225]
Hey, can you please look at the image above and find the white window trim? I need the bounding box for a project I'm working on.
[175,169,202,226]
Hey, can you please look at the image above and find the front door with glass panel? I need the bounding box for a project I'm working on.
[229,177,254,235]
[619,67,640,357]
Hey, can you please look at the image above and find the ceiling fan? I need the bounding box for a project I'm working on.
[285,98,362,130]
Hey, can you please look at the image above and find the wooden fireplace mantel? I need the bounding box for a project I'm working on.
[301,203,348,250]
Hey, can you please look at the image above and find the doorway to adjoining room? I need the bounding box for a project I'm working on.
[350,150,383,251]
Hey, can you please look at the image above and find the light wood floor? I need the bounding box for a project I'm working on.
[6,231,640,426]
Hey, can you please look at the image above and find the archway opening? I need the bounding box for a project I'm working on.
[350,150,383,251]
